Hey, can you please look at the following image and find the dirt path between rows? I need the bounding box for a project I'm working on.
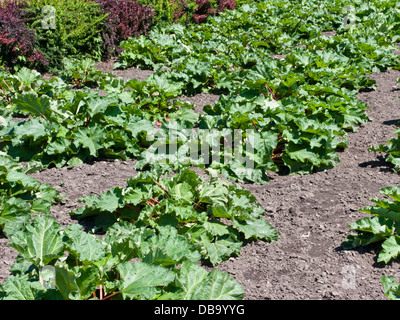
[1,53,400,300]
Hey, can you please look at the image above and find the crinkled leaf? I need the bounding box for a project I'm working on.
[54,265,99,300]
[9,215,64,268]
[0,274,45,300]
[175,261,244,300]
[73,125,106,157]
[140,226,201,266]
[0,197,31,236]
[13,93,52,120]
[378,236,400,264]
[233,217,279,241]
[117,262,175,300]
[63,224,107,265]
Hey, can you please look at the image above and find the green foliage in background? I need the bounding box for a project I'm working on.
[23,0,107,72]
[138,0,183,25]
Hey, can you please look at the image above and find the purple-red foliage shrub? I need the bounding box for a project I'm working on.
[0,0,47,70]
[193,0,212,24]
[217,0,235,12]
[96,0,155,59]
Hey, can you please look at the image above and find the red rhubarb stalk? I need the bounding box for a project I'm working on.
[251,119,258,131]
[265,83,277,101]
[155,181,170,197]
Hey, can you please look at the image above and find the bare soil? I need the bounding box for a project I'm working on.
[1,50,400,300]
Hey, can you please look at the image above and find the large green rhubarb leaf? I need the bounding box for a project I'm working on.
[73,125,106,157]
[13,93,52,120]
[117,261,175,300]
[9,215,64,268]
[54,265,99,300]
[0,274,45,300]
[378,235,400,264]
[175,261,244,300]
[140,226,201,266]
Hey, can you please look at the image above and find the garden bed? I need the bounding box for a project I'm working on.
[1,59,399,300]
[1,0,400,300]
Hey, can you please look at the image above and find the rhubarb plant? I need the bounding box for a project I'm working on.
[137,92,350,183]
[0,155,60,237]
[61,57,114,88]
[112,0,399,182]
[381,275,400,300]
[0,215,245,300]
[0,73,196,171]
[342,186,400,264]
[2,0,399,182]
[369,78,400,173]
[70,167,279,266]
[370,129,400,173]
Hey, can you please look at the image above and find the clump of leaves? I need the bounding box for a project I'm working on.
[217,0,236,12]
[192,0,216,24]
[0,155,60,237]
[382,275,400,300]
[138,0,185,26]
[342,186,400,264]
[136,0,236,26]
[70,167,279,266]
[0,72,196,171]
[0,215,245,300]
[61,57,114,88]
[369,129,400,173]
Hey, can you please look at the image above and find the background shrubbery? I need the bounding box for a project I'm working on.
[0,1,47,71]
[23,0,108,72]
[137,0,238,26]
[0,0,239,73]
[97,0,155,60]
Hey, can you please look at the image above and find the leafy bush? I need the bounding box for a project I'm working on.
[137,0,183,25]
[0,0,47,71]
[96,0,155,60]
[0,0,158,71]
[0,0,237,72]
[217,0,235,12]
[22,0,107,73]
[192,0,235,24]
